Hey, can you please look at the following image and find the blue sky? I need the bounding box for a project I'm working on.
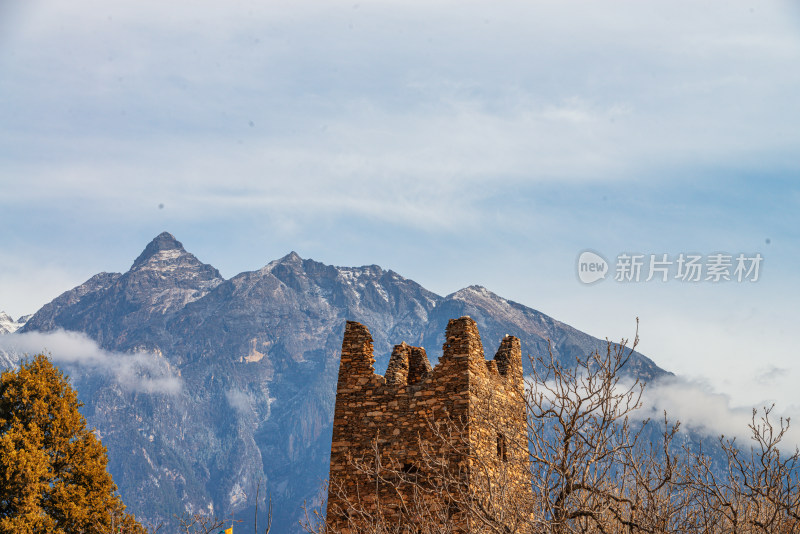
[1,1,799,428]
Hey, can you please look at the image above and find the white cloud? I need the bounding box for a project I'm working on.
[526,367,800,451]
[641,375,800,450]
[0,330,182,394]
[2,0,799,232]
[225,388,252,414]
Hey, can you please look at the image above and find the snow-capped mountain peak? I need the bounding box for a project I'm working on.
[131,231,188,269]
[0,311,27,335]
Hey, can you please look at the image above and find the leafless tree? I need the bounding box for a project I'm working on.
[254,480,273,534]
[687,405,800,533]
[175,512,231,534]
[171,480,273,534]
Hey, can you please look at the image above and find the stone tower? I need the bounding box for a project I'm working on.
[326,316,530,532]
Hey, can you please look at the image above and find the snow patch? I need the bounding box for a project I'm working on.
[142,448,156,470]
[373,282,389,302]
[337,268,371,290]
[152,248,184,261]
[136,249,191,274]
[338,269,357,286]
[228,481,247,507]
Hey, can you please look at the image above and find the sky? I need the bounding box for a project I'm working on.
[1,0,799,440]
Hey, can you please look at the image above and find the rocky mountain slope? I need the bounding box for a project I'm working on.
[6,232,666,532]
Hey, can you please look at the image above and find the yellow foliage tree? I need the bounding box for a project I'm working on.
[0,354,147,534]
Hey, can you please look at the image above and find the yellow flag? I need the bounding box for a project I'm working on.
[224,528,233,534]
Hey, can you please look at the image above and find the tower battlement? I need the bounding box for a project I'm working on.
[336,316,523,394]
[327,316,530,532]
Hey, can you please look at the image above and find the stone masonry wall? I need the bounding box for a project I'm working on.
[326,316,530,532]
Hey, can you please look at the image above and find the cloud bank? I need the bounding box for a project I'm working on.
[0,330,182,394]
[2,0,799,230]
[641,375,800,449]
[528,369,800,451]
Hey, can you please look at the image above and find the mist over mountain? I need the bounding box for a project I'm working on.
[4,232,666,532]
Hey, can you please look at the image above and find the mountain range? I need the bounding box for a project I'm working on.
[1,232,666,532]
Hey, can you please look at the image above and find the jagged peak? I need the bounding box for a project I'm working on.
[263,253,387,280]
[132,232,188,269]
[0,311,25,334]
[261,251,304,273]
[447,286,519,315]
[449,285,499,300]
[280,251,303,264]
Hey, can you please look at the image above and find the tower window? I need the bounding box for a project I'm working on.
[401,462,419,475]
[497,433,507,462]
